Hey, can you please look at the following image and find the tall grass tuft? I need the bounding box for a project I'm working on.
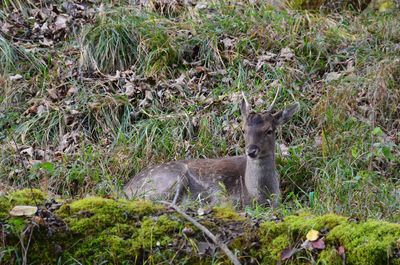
[80,11,179,76]
[0,36,47,76]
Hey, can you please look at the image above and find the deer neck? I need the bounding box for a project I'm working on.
[244,149,276,202]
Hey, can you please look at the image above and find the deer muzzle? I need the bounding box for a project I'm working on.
[246,145,260,158]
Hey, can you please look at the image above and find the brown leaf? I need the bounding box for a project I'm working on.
[325,72,342,82]
[311,238,325,250]
[197,241,216,255]
[47,88,59,100]
[279,47,295,61]
[182,225,194,236]
[54,14,69,31]
[281,247,299,260]
[21,147,34,157]
[123,82,136,97]
[32,215,45,226]
[1,22,13,34]
[67,86,78,96]
[37,104,47,116]
[24,105,38,115]
[221,37,235,49]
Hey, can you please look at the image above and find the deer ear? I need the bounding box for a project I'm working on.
[272,102,300,126]
[240,93,250,121]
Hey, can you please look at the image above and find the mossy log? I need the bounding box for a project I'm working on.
[1,189,399,264]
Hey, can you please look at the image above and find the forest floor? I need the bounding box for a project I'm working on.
[0,0,399,264]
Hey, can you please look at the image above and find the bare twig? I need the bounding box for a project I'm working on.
[267,85,281,112]
[20,225,34,265]
[158,201,242,265]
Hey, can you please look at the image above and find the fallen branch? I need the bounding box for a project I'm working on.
[158,201,242,265]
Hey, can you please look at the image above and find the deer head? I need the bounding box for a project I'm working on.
[240,95,299,159]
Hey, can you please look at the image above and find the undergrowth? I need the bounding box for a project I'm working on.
[0,1,399,222]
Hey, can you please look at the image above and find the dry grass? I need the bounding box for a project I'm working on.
[0,1,399,221]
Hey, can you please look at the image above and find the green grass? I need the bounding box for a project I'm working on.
[0,1,399,223]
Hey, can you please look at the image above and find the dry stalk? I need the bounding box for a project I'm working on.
[158,201,242,265]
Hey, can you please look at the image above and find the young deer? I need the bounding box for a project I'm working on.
[123,96,299,207]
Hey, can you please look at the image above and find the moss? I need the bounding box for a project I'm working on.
[55,197,180,264]
[2,196,400,264]
[327,219,400,265]
[260,213,400,265]
[0,189,47,219]
[7,189,47,205]
[318,248,342,265]
[69,214,180,263]
[212,206,245,221]
[271,234,291,261]
[57,196,160,234]
[136,215,180,249]
[284,212,347,237]
[0,197,11,219]
[0,189,47,230]
[71,234,136,263]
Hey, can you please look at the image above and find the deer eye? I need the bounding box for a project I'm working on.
[266,129,273,135]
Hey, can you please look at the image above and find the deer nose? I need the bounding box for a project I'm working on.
[246,145,260,158]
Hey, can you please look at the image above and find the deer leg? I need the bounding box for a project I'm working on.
[262,174,281,208]
[171,173,188,205]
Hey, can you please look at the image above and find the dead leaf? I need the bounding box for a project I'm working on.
[182,225,194,236]
[32,215,45,225]
[281,247,299,260]
[41,22,49,33]
[197,241,216,255]
[54,15,69,31]
[280,144,289,156]
[325,72,342,82]
[67,86,78,96]
[37,104,47,116]
[47,88,59,100]
[124,82,136,96]
[21,147,34,157]
[197,207,205,216]
[10,206,38,217]
[256,52,276,70]
[306,229,320,241]
[9,74,23,81]
[24,105,38,115]
[145,90,153,101]
[40,38,54,47]
[221,37,235,49]
[338,245,345,255]
[195,3,208,10]
[311,237,325,249]
[280,47,295,61]
[1,22,12,34]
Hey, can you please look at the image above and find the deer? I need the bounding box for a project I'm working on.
[123,94,299,208]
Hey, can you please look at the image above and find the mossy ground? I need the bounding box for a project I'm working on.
[1,190,399,264]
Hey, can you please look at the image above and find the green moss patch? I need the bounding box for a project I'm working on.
[1,195,399,264]
[260,213,400,264]
[0,189,47,218]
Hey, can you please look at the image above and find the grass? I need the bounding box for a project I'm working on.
[0,1,399,223]
[0,37,47,76]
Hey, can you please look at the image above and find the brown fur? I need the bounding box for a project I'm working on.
[123,99,299,207]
